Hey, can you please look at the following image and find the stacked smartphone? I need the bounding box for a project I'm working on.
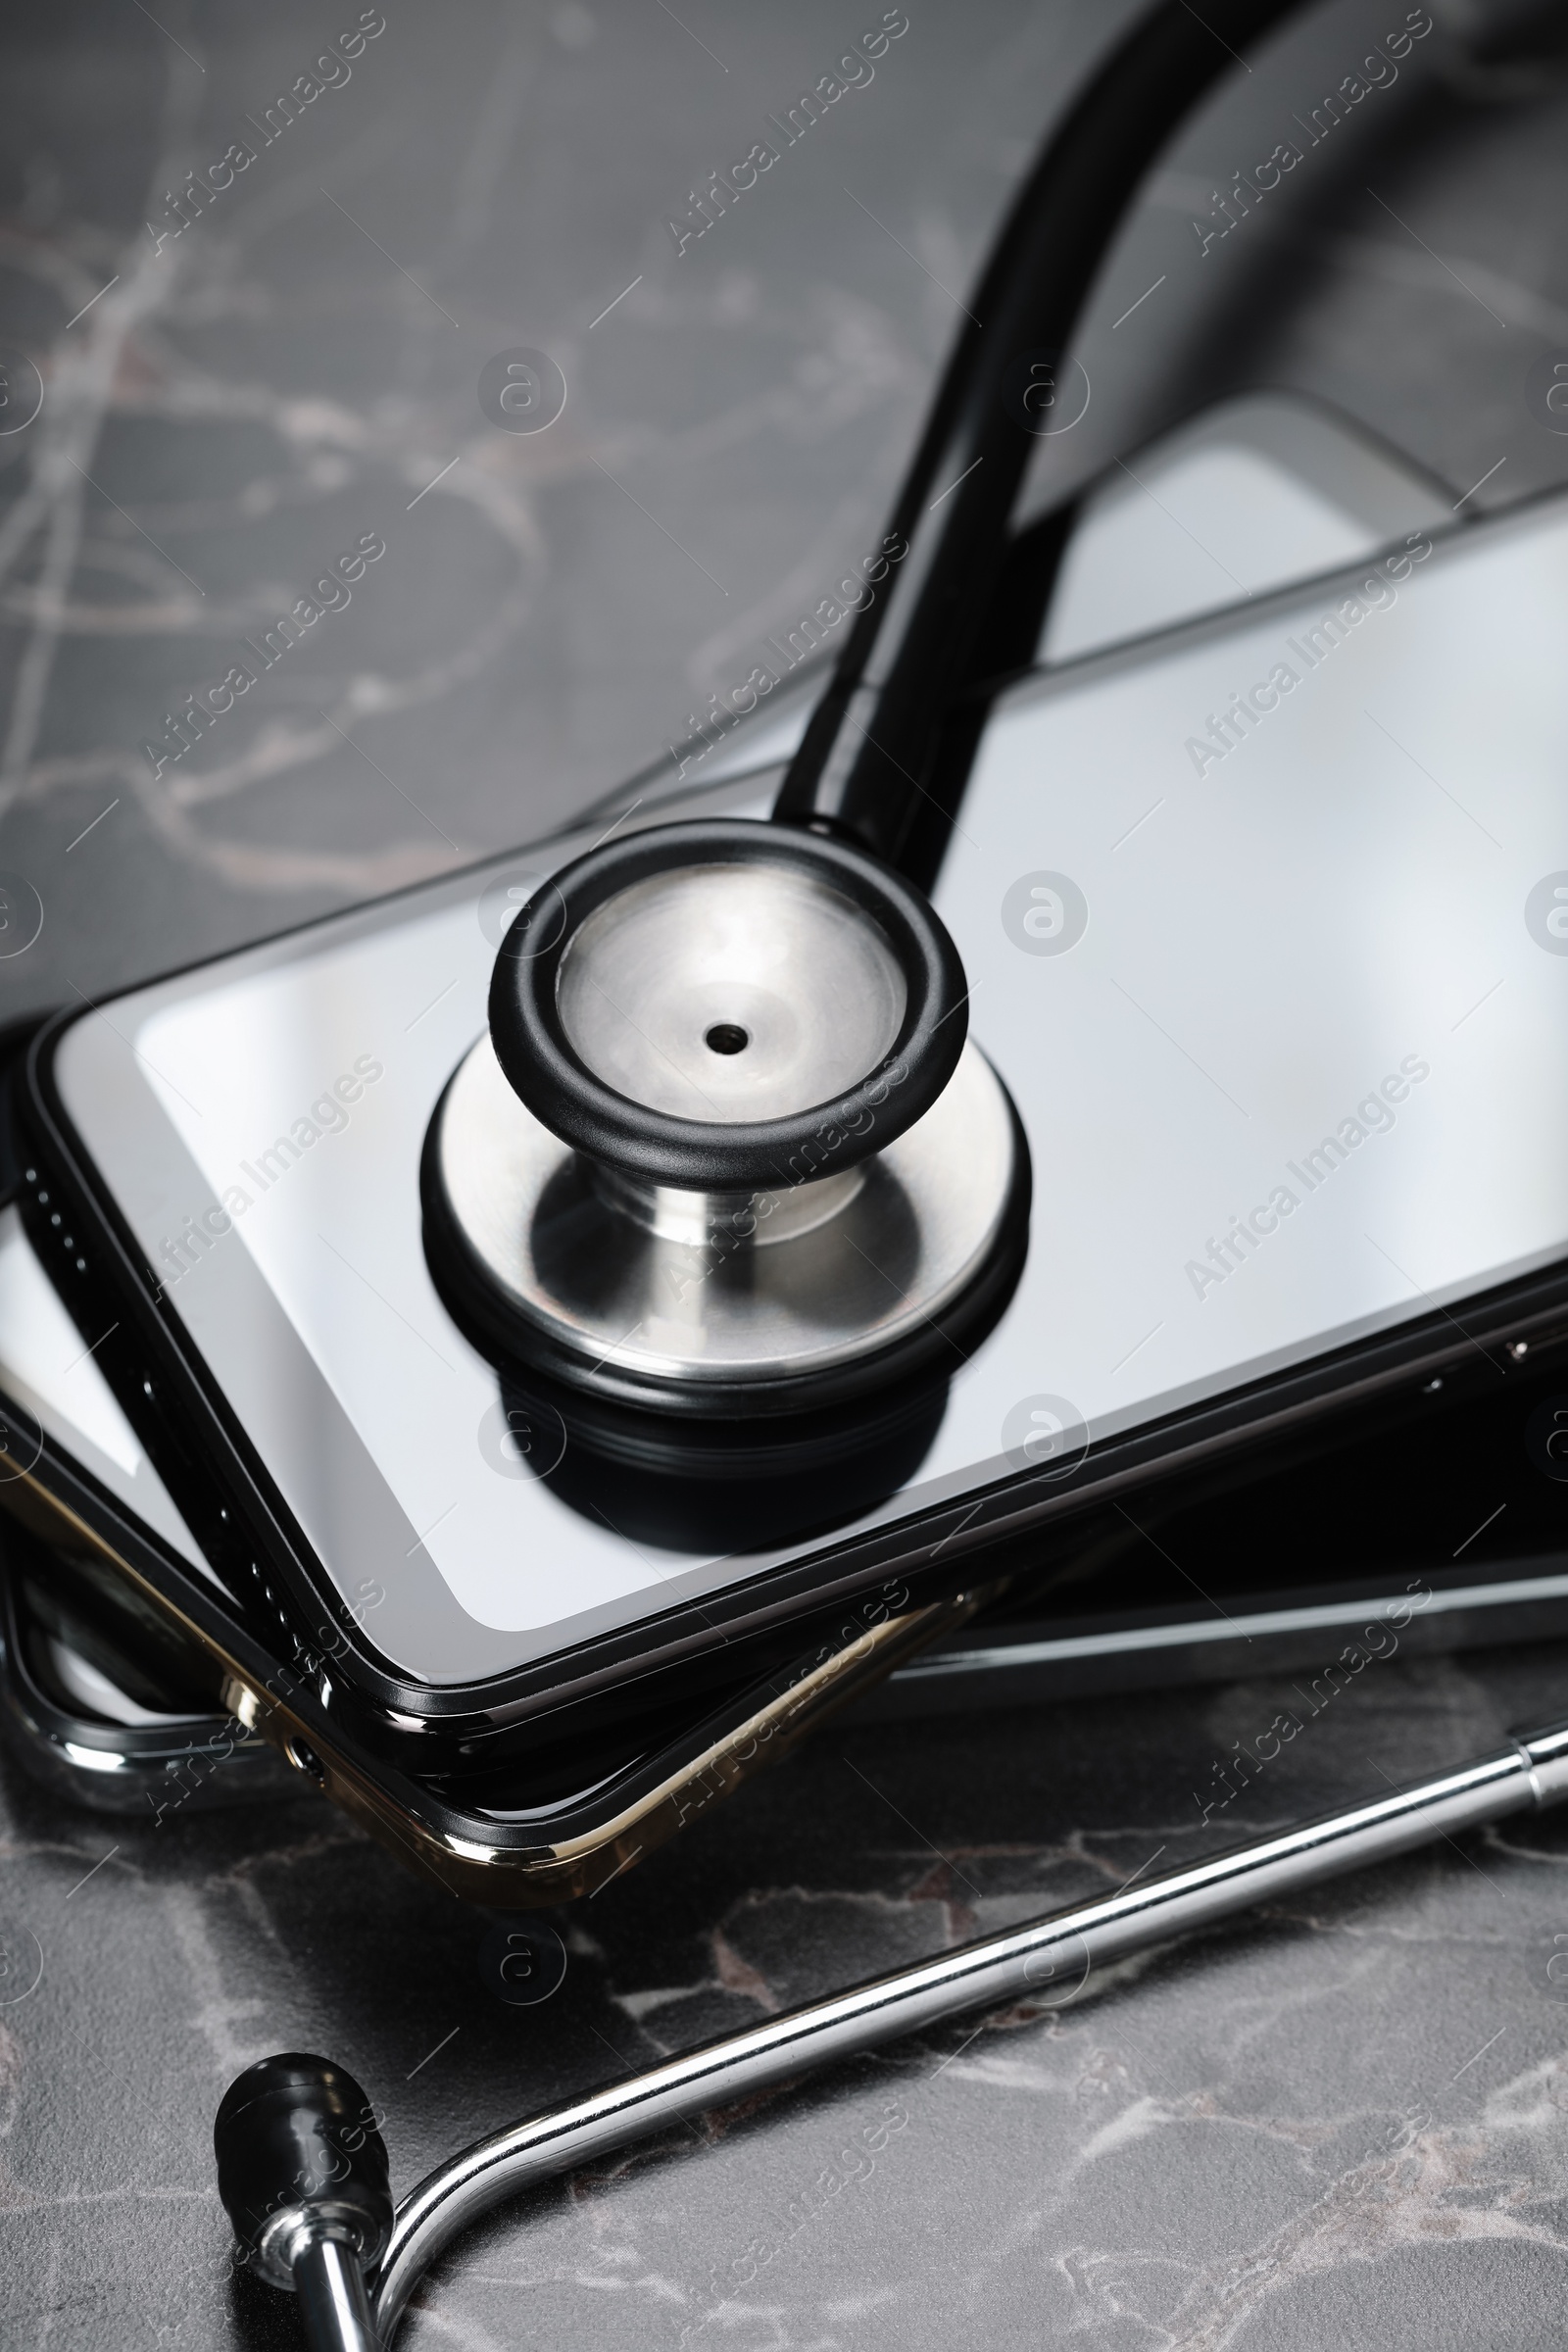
[2,393,1563,1899]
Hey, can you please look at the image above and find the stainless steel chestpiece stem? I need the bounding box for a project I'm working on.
[585,1160,867,1248]
[368,1713,1568,2342]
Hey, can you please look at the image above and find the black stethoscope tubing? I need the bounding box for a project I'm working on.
[771,0,1304,867]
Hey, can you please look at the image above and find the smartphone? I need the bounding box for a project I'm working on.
[8,411,1565,1892]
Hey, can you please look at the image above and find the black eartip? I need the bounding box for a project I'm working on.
[214,2052,392,2291]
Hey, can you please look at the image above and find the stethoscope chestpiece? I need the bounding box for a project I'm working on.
[423,816,1030,1417]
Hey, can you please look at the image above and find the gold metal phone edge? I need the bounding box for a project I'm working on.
[0,1470,989,1904]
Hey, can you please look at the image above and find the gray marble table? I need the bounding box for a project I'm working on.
[2,2,1568,2343]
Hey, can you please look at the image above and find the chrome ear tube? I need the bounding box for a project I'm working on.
[219,1712,1568,2351]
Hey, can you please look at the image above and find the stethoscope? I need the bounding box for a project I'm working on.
[411,0,1315,1499]
[207,0,1548,2339]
